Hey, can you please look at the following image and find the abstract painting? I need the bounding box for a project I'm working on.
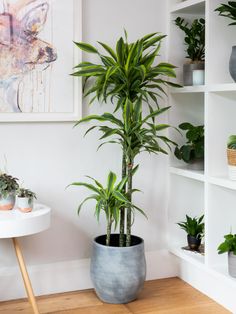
[0,0,81,121]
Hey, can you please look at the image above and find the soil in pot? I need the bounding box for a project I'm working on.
[90,234,146,304]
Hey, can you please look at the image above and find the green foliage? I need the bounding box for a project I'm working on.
[174,17,205,62]
[227,135,236,149]
[215,1,236,26]
[0,173,19,198]
[73,31,180,108]
[69,171,145,246]
[174,123,204,163]
[218,233,236,255]
[177,214,204,239]
[17,188,37,205]
[73,31,180,246]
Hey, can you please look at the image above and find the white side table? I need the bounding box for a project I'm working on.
[0,204,51,314]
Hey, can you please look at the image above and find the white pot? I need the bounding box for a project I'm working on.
[228,165,236,180]
[228,252,236,278]
[0,194,15,210]
[17,197,33,213]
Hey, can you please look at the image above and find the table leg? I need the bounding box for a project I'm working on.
[12,238,40,314]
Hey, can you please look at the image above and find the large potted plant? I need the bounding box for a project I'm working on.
[174,122,204,170]
[0,173,19,210]
[72,31,179,303]
[218,233,236,278]
[215,1,236,81]
[174,17,205,86]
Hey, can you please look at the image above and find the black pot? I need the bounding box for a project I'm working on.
[187,235,201,250]
[90,234,146,304]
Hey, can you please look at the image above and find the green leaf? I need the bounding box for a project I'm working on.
[107,172,117,193]
[98,41,117,61]
[74,42,98,54]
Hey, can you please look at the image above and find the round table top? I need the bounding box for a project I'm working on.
[0,204,51,238]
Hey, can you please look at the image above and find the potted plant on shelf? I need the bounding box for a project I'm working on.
[0,173,19,210]
[17,188,36,213]
[174,17,205,86]
[215,1,236,82]
[174,122,204,170]
[71,31,180,303]
[218,233,236,278]
[70,171,147,303]
[177,214,204,251]
[227,135,236,180]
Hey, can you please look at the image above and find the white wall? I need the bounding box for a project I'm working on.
[0,0,178,300]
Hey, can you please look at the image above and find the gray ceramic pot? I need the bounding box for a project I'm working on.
[90,234,146,304]
[186,159,204,171]
[228,252,236,278]
[183,62,205,86]
[229,46,236,82]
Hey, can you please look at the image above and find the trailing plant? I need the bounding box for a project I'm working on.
[215,2,236,26]
[218,233,236,255]
[17,188,37,205]
[0,173,19,198]
[69,171,145,246]
[174,123,204,163]
[227,135,236,149]
[73,31,180,247]
[174,17,205,62]
[177,214,204,239]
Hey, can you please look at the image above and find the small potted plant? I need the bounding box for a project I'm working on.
[177,214,204,251]
[174,122,204,170]
[0,173,19,210]
[218,233,236,278]
[17,188,36,213]
[227,135,236,180]
[174,17,205,86]
[70,171,147,304]
[215,2,236,81]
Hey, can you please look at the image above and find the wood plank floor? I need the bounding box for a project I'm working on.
[0,277,230,314]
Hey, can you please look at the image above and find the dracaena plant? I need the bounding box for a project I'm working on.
[72,31,180,247]
[215,2,236,26]
[174,17,205,62]
[177,215,204,239]
[69,171,145,246]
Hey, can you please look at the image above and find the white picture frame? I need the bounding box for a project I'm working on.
[0,0,82,122]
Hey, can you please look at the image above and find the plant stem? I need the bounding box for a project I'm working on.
[106,219,112,246]
[119,152,126,247]
[126,161,133,247]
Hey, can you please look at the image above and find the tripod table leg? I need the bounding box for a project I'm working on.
[12,237,40,314]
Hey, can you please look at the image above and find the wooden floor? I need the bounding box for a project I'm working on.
[0,277,230,314]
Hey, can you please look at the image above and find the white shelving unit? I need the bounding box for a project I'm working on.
[168,1,236,312]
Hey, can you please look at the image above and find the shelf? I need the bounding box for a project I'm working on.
[211,264,236,288]
[170,85,205,94]
[169,247,205,266]
[208,83,236,93]
[209,176,236,191]
[170,0,205,14]
[170,166,205,182]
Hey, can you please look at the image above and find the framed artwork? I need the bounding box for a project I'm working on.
[0,0,82,122]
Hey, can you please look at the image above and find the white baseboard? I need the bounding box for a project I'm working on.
[0,249,178,301]
[178,258,236,313]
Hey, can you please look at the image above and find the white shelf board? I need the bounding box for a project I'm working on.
[170,166,205,182]
[170,0,205,14]
[169,247,205,266]
[208,175,236,191]
[210,264,236,288]
[170,85,205,94]
[208,83,236,93]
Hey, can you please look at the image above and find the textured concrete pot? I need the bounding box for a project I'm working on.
[90,234,146,304]
[0,193,15,210]
[229,46,236,82]
[183,62,205,86]
[228,252,236,278]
